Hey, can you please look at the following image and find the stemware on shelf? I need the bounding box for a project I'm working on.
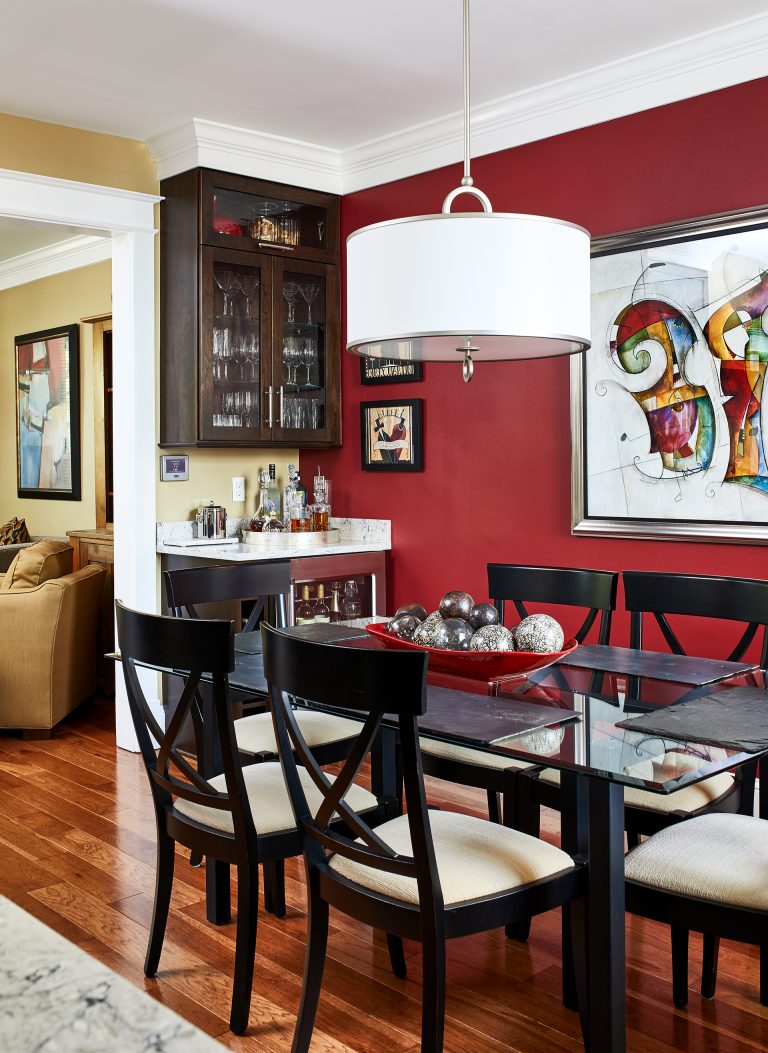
[213,269,236,315]
[243,333,259,382]
[212,327,231,381]
[297,339,317,387]
[283,337,300,388]
[236,273,260,318]
[282,281,301,323]
[300,283,320,323]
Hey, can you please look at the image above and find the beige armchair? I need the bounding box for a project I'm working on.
[0,540,105,734]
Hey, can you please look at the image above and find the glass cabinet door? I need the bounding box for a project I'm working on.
[199,247,272,444]
[201,171,338,264]
[271,260,340,445]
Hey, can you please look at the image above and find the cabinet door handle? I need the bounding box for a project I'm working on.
[258,242,294,252]
[266,385,274,428]
[279,385,284,427]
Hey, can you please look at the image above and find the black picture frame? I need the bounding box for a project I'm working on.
[360,398,423,472]
[15,323,81,501]
[359,356,423,385]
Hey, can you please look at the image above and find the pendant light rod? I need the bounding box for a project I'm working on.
[461,0,472,187]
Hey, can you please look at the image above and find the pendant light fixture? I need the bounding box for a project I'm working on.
[346,0,591,381]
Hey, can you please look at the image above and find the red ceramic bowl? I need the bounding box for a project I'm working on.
[364,622,578,681]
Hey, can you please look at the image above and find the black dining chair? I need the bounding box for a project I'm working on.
[261,622,587,1053]
[419,565,618,832]
[625,811,768,1008]
[164,563,364,915]
[116,600,387,1035]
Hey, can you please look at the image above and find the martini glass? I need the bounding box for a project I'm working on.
[301,283,320,323]
[237,273,260,318]
[213,270,236,316]
[282,281,301,323]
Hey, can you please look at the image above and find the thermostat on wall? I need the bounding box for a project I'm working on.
[160,454,189,481]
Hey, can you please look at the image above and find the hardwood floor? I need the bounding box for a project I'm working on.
[1,697,767,1052]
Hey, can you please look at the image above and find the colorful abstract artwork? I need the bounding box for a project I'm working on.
[360,398,423,472]
[573,213,768,541]
[15,325,81,501]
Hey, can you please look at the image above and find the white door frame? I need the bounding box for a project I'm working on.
[0,167,160,751]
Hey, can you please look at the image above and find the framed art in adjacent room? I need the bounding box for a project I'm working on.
[15,324,81,500]
[359,354,423,385]
[572,205,768,544]
[360,398,423,471]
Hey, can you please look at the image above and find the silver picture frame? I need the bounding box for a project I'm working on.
[572,203,768,544]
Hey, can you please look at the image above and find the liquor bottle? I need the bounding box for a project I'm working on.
[263,507,284,532]
[283,463,299,523]
[341,579,362,620]
[294,470,308,507]
[329,581,342,623]
[314,584,331,623]
[249,469,270,532]
[311,474,331,532]
[295,585,314,624]
[267,463,281,520]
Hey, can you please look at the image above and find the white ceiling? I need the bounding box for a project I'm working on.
[1,0,766,145]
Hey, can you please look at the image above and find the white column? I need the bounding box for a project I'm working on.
[112,229,160,750]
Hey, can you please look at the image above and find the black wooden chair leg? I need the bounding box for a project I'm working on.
[626,829,640,851]
[561,906,577,1010]
[568,898,589,1047]
[761,944,768,1006]
[487,789,501,824]
[387,933,407,978]
[263,859,286,918]
[671,926,689,1009]
[420,931,447,1053]
[701,934,720,999]
[293,880,330,1053]
[189,850,203,868]
[507,916,532,942]
[145,831,175,977]
[229,862,258,1035]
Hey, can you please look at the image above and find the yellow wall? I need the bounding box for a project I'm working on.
[1,113,299,530]
[0,113,157,194]
[0,261,111,535]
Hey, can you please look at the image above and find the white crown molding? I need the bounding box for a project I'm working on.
[147,12,768,196]
[341,10,768,193]
[148,118,343,192]
[0,234,112,291]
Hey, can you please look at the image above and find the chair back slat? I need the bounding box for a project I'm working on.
[487,564,618,644]
[116,601,257,840]
[262,625,441,905]
[623,571,768,666]
[164,563,290,619]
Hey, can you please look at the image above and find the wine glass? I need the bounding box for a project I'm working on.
[213,270,236,315]
[243,333,259,382]
[283,337,300,388]
[298,340,315,388]
[212,328,230,381]
[282,281,301,323]
[300,283,320,323]
[236,273,260,318]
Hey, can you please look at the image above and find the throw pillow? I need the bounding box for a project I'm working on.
[0,517,30,545]
[0,539,73,591]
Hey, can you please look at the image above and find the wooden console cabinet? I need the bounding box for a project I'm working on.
[67,528,114,692]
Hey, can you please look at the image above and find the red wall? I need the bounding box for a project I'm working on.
[302,78,768,653]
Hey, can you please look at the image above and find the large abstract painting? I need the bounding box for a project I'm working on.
[15,324,81,501]
[572,208,768,543]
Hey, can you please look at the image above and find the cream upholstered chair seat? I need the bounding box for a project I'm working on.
[418,736,536,772]
[174,760,377,835]
[235,709,361,757]
[329,810,574,906]
[625,813,768,911]
[538,753,735,815]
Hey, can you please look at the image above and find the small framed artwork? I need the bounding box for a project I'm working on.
[360,398,423,472]
[15,324,81,501]
[359,355,423,385]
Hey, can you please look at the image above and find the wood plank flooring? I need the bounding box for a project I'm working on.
[1,698,767,1052]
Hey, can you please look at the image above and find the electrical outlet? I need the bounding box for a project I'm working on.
[232,476,246,503]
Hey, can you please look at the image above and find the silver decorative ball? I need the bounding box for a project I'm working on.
[469,602,499,630]
[395,602,427,623]
[469,624,516,652]
[388,614,419,640]
[514,614,564,653]
[413,611,443,646]
[432,617,473,651]
[438,590,474,620]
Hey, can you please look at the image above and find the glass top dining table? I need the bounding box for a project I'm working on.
[225,625,768,1053]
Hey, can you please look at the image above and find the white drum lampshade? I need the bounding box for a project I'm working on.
[346,211,592,366]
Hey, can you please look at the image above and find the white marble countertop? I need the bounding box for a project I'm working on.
[156,538,389,561]
[0,896,224,1053]
[157,517,390,562]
